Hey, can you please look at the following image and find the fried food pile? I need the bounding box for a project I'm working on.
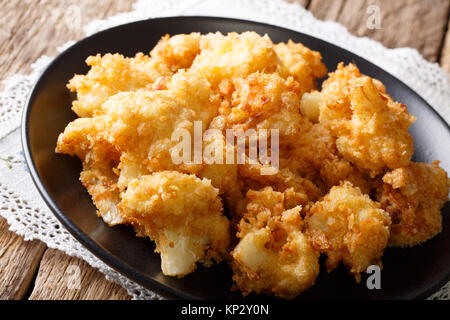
[56,32,449,299]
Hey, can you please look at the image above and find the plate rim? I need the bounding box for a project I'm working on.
[21,15,450,300]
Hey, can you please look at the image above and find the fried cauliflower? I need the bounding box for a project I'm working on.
[377,161,449,247]
[67,53,169,117]
[224,72,307,142]
[231,187,319,299]
[56,31,449,298]
[56,117,123,225]
[307,182,391,279]
[275,40,327,96]
[119,171,230,277]
[319,63,416,176]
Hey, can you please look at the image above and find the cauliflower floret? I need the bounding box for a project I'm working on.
[275,40,327,96]
[377,161,449,247]
[56,117,123,225]
[67,53,171,117]
[319,63,386,125]
[68,33,203,118]
[238,163,322,202]
[231,187,319,299]
[306,181,391,280]
[281,121,373,195]
[118,171,230,277]
[190,32,279,86]
[223,72,307,143]
[99,71,219,188]
[318,63,416,176]
[150,32,201,72]
[197,130,244,212]
[337,77,415,175]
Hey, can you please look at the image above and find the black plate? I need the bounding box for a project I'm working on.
[21,16,450,300]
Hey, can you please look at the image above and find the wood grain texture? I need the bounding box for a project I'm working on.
[0,0,134,300]
[0,218,46,299]
[28,249,130,300]
[440,23,450,73]
[308,0,450,62]
[0,0,134,82]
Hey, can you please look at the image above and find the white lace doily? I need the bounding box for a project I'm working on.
[0,0,449,300]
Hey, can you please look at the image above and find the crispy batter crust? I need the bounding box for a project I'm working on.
[119,171,230,277]
[377,161,449,247]
[231,187,319,299]
[306,182,391,279]
[56,32,449,297]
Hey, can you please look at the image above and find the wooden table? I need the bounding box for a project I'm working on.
[1,0,449,300]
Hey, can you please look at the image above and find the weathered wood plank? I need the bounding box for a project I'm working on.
[0,0,134,81]
[0,0,134,300]
[28,249,130,300]
[0,217,46,299]
[308,0,450,62]
[440,21,450,73]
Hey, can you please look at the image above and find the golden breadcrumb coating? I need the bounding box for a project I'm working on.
[150,33,201,72]
[67,53,169,117]
[284,121,373,193]
[190,31,326,94]
[275,40,327,96]
[68,33,202,118]
[190,32,279,86]
[197,130,244,212]
[377,161,449,247]
[307,182,391,279]
[319,63,386,124]
[223,72,307,142]
[56,32,449,295]
[319,63,416,176]
[231,187,319,299]
[100,71,219,188]
[238,163,322,202]
[56,117,123,225]
[118,171,230,277]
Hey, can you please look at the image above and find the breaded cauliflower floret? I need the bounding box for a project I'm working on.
[377,161,449,247]
[231,187,319,299]
[275,40,327,96]
[307,182,391,279]
[319,64,416,176]
[337,77,415,176]
[283,121,373,194]
[190,32,279,86]
[223,72,307,142]
[150,33,201,72]
[319,63,386,125]
[197,130,244,212]
[67,53,171,117]
[99,71,219,188]
[190,32,326,104]
[56,117,123,225]
[118,171,230,277]
[238,163,322,202]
